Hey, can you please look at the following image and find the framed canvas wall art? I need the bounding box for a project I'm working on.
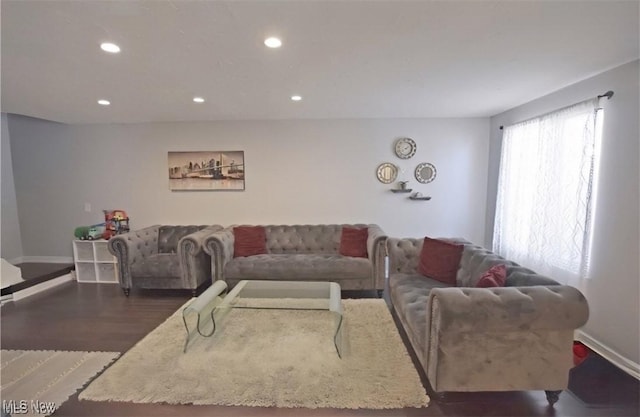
[168,151,245,191]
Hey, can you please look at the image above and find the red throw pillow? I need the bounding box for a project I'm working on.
[233,226,267,257]
[339,227,368,258]
[476,264,507,288]
[418,237,463,285]
[573,341,590,367]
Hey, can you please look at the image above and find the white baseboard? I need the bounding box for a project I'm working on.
[575,330,640,380]
[7,257,23,265]
[9,256,73,264]
[11,273,74,302]
[1,293,14,306]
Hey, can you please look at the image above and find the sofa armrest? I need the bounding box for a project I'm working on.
[204,228,235,282]
[425,285,589,392]
[367,224,388,290]
[428,286,589,333]
[179,225,224,289]
[108,225,161,289]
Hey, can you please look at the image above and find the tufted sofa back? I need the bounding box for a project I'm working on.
[158,225,208,253]
[263,224,370,255]
[113,225,161,264]
[457,241,560,287]
[387,237,560,287]
[386,237,423,274]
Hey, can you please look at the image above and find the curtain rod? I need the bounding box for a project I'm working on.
[499,90,614,130]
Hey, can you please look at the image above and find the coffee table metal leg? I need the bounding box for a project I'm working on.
[334,313,344,358]
[328,282,344,359]
[182,309,219,352]
[182,280,228,353]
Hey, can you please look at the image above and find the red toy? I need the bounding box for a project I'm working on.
[103,209,130,239]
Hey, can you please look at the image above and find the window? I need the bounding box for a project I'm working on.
[493,98,603,285]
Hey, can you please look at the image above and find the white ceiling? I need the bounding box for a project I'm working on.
[1,1,638,124]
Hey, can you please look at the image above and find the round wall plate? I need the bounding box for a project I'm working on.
[376,162,398,184]
[414,162,437,183]
[394,137,417,159]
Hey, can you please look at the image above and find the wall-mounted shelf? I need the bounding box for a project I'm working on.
[409,196,432,201]
[391,189,412,193]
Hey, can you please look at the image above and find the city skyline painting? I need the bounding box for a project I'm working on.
[168,151,245,191]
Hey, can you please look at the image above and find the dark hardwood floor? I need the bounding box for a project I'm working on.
[1,282,638,417]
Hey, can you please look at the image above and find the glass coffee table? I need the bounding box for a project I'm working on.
[182,280,344,357]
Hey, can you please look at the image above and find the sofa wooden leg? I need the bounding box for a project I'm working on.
[377,289,383,298]
[545,390,562,405]
[432,391,449,403]
[123,288,130,297]
[191,289,197,297]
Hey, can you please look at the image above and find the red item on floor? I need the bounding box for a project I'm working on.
[573,341,590,367]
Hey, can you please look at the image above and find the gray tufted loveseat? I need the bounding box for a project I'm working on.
[204,224,387,293]
[386,237,589,405]
[109,224,223,296]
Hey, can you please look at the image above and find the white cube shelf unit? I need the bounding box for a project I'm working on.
[73,240,119,283]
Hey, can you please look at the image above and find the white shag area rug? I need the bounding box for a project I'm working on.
[1,350,119,416]
[79,298,429,409]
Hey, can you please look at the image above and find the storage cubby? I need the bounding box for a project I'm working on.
[97,263,118,282]
[74,241,95,262]
[95,243,114,263]
[73,240,119,284]
[76,262,97,282]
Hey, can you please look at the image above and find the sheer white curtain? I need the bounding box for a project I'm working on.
[493,98,601,286]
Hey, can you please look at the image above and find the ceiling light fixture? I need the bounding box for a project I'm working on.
[264,37,282,48]
[193,97,205,103]
[97,99,111,106]
[100,42,121,53]
[291,95,302,101]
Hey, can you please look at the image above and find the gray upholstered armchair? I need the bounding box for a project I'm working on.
[109,224,223,296]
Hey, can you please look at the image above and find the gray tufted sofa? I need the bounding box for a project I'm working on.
[204,224,387,293]
[386,237,589,405]
[109,224,223,296]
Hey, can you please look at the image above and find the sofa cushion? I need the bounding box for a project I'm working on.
[225,254,372,281]
[476,264,507,287]
[418,237,463,285]
[130,253,181,278]
[158,225,204,253]
[339,227,368,258]
[234,226,267,257]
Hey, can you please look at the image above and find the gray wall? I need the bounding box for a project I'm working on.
[9,117,490,258]
[1,113,23,261]
[486,60,640,365]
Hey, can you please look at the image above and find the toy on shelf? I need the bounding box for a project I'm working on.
[74,226,89,240]
[74,210,130,241]
[104,209,130,237]
[74,223,107,240]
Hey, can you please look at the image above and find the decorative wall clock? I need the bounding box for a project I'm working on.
[394,137,417,159]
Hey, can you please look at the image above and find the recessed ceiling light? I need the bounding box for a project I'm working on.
[264,37,282,48]
[193,97,205,103]
[291,95,302,101]
[97,99,110,106]
[100,42,120,53]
